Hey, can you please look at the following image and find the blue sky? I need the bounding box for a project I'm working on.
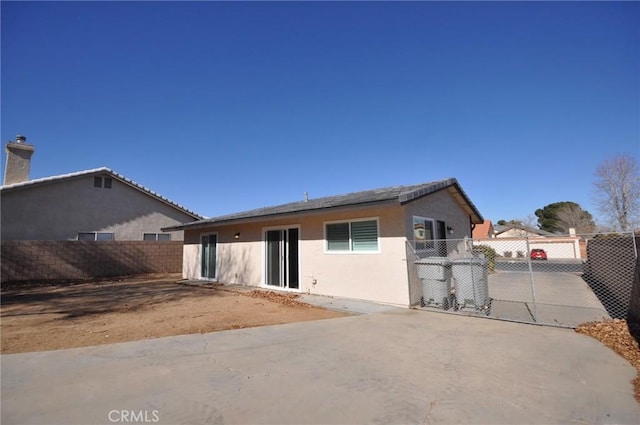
[2,1,638,224]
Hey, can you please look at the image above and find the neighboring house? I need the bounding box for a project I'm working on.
[475,224,583,259]
[1,136,203,241]
[493,224,555,238]
[472,219,495,239]
[164,178,484,307]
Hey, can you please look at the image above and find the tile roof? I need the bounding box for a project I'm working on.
[493,224,555,236]
[164,177,483,231]
[0,167,204,220]
[472,220,495,239]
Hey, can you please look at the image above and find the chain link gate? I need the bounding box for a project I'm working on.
[407,232,638,328]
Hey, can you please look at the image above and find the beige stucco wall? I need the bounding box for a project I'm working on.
[1,174,196,240]
[183,190,479,307]
[300,205,409,305]
[184,204,411,306]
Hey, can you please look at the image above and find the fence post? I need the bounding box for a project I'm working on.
[525,235,538,322]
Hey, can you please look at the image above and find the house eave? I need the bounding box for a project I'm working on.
[164,177,484,232]
[162,199,398,232]
[398,181,483,224]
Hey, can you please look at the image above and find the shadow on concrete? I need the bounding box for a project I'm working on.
[581,273,629,320]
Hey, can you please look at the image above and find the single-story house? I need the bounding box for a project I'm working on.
[164,178,484,307]
[1,136,203,240]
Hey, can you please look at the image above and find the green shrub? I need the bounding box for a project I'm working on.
[473,244,497,272]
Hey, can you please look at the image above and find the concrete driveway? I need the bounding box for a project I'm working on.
[488,271,611,326]
[2,309,638,425]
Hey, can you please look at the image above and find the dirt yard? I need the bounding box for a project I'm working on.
[1,274,349,354]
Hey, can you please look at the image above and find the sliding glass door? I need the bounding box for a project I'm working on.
[265,228,299,289]
[201,234,217,280]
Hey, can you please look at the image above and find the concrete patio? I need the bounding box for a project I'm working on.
[2,308,638,425]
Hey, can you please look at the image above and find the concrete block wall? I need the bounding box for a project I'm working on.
[1,241,183,283]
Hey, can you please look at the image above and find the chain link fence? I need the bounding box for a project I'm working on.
[407,232,639,328]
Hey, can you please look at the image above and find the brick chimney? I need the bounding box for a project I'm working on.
[3,135,35,185]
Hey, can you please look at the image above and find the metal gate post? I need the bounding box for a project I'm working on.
[526,236,538,322]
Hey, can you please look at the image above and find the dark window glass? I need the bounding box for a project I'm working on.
[326,222,350,251]
[103,177,112,188]
[93,177,102,187]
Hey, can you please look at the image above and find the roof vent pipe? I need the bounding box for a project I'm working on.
[304,192,309,202]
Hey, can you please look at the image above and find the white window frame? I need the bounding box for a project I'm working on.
[77,232,114,241]
[143,233,171,241]
[261,224,302,292]
[324,217,380,254]
[93,176,113,189]
[200,232,218,281]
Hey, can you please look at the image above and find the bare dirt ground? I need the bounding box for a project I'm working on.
[1,273,349,354]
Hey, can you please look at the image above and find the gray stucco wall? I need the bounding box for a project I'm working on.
[1,173,197,240]
[402,188,473,241]
[401,188,476,305]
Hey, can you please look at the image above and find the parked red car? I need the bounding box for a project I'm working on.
[530,249,547,260]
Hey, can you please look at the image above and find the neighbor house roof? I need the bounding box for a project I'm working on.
[164,177,483,231]
[472,219,495,239]
[493,224,555,237]
[0,167,204,220]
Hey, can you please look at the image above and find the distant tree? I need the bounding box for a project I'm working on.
[554,203,596,234]
[535,202,594,233]
[497,219,523,226]
[521,215,538,229]
[593,153,640,231]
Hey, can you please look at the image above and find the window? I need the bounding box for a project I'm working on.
[78,232,114,241]
[413,216,435,251]
[326,219,379,252]
[143,233,171,241]
[93,176,112,189]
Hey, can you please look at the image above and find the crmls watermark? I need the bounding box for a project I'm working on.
[108,410,160,423]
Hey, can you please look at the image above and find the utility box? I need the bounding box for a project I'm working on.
[451,258,490,311]
[416,257,452,309]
